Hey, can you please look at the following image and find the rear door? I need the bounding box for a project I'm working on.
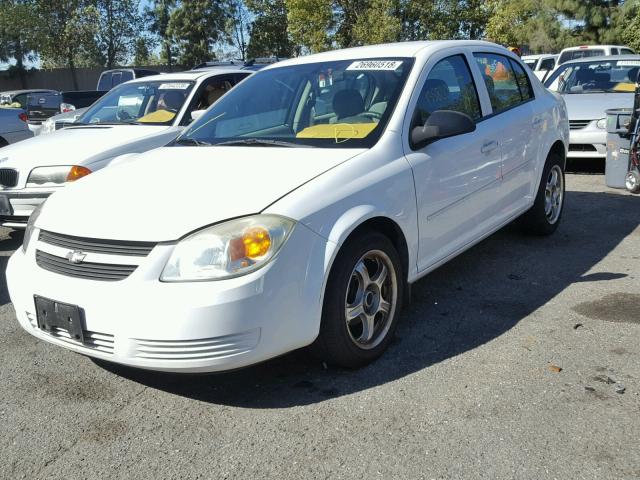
[403,50,502,271]
[472,52,539,218]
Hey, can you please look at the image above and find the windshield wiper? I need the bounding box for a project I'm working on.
[213,138,310,148]
[174,137,212,146]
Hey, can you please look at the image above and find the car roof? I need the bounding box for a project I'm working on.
[126,68,251,84]
[556,54,640,65]
[268,40,503,69]
[561,45,631,51]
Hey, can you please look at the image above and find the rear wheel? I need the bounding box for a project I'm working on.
[517,152,565,235]
[312,231,404,368]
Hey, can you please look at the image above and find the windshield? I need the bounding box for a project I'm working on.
[545,59,640,93]
[77,80,195,125]
[177,58,414,148]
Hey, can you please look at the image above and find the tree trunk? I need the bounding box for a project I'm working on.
[165,42,172,71]
[15,38,27,89]
[69,56,79,91]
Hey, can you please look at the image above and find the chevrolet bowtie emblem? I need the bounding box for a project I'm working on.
[66,251,87,264]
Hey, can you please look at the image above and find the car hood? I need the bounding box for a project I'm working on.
[561,92,635,120]
[37,146,365,241]
[0,124,170,171]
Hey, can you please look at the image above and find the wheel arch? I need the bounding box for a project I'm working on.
[0,136,8,147]
[548,139,567,170]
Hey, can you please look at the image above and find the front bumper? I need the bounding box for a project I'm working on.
[7,224,329,373]
[0,190,54,228]
[568,126,606,159]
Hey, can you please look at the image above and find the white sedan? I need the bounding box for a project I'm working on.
[8,40,569,373]
[0,68,251,228]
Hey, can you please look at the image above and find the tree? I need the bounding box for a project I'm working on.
[619,0,640,52]
[352,0,401,45]
[34,0,99,89]
[246,0,295,58]
[94,0,144,68]
[0,0,38,88]
[168,0,228,67]
[286,0,333,53]
[226,0,250,60]
[146,0,176,70]
[402,0,464,40]
[544,0,624,44]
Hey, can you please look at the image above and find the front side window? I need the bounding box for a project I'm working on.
[77,80,195,126]
[540,58,556,71]
[178,58,415,148]
[545,59,640,93]
[412,54,481,129]
[474,53,526,114]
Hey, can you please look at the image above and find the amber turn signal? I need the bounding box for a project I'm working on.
[66,165,92,182]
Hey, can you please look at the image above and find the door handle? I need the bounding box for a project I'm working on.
[481,140,499,154]
[532,117,544,128]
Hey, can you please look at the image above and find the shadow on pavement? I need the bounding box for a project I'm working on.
[0,230,23,305]
[95,188,640,408]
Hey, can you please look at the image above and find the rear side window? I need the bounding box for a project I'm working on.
[474,53,529,114]
[510,59,534,101]
[621,48,635,55]
[412,54,481,128]
[121,71,134,82]
[97,73,111,91]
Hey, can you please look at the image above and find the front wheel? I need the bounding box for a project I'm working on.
[516,152,565,235]
[312,231,404,368]
[625,168,640,194]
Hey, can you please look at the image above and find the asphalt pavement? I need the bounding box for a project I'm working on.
[1,173,639,480]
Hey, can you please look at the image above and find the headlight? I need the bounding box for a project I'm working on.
[596,118,606,129]
[161,215,295,282]
[23,201,45,253]
[26,165,91,187]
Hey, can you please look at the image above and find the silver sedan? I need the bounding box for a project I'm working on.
[545,55,640,160]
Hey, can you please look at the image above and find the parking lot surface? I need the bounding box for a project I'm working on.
[1,173,638,480]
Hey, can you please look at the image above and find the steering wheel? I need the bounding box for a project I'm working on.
[361,111,382,121]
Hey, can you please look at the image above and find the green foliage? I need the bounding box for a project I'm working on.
[145,0,176,68]
[352,0,402,45]
[0,0,39,85]
[286,0,333,53]
[246,0,295,58]
[619,0,640,52]
[93,0,145,68]
[168,0,228,67]
[545,0,624,44]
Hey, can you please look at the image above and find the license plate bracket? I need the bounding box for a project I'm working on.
[34,296,85,343]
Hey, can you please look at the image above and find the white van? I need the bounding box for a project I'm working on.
[557,45,635,65]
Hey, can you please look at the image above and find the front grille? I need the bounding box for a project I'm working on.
[39,230,156,257]
[0,168,18,187]
[36,250,137,281]
[27,312,114,354]
[569,144,598,152]
[569,120,592,130]
[133,329,261,361]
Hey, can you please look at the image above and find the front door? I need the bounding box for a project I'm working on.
[404,53,502,272]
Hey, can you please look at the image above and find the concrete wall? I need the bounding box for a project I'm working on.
[0,65,177,92]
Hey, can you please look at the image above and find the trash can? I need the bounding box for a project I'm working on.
[605,108,633,188]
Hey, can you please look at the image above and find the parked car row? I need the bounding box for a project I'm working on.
[2,40,571,375]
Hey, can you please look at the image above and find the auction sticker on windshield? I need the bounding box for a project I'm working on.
[347,60,403,71]
[159,83,191,90]
[618,60,640,66]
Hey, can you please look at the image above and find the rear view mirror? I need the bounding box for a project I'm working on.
[411,110,476,149]
[190,109,206,122]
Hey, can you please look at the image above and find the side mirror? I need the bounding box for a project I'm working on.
[411,110,476,149]
[190,109,206,122]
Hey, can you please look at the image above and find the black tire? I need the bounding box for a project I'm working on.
[625,169,640,194]
[0,137,7,148]
[311,230,404,369]
[516,152,565,235]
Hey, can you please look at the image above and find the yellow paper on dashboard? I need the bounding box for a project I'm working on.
[296,123,377,140]
[137,109,176,123]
